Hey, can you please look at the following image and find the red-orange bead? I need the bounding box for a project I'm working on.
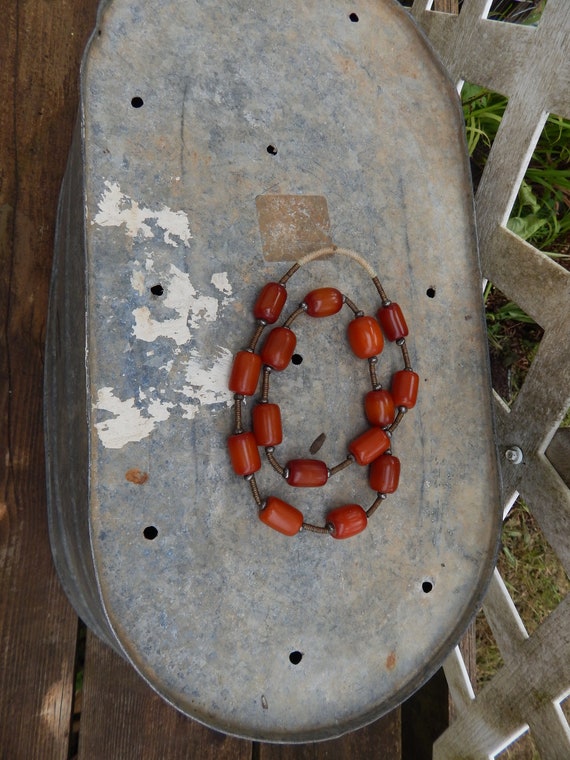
[347,316,384,359]
[391,369,419,409]
[286,459,329,487]
[348,427,391,465]
[327,504,368,539]
[369,454,400,493]
[304,287,343,317]
[259,496,304,536]
[364,389,396,427]
[260,327,296,371]
[377,302,408,342]
[228,350,262,396]
[227,432,261,475]
[252,403,283,446]
[253,282,287,324]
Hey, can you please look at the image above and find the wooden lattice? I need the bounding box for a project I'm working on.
[409,1,570,757]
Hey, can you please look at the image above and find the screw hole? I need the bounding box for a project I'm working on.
[150,284,164,296]
[266,144,278,155]
[289,651,303,665]
[422,580,433,594]
[131,96,144,108]
[291,354,303,365]
[349,12,359,22]
[426,287,436,298]
[143,526,158,540]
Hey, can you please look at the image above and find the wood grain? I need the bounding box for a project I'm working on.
[0,1,99,758]
[79,633,251,760]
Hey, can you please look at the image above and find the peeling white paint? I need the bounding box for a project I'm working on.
[94,387,172,449]
[210,271,233,296]
[179,346,233,419]
[94,181,193,247]
[132,263,220,345]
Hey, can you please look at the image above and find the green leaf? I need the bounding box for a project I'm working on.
[507,214,548,241]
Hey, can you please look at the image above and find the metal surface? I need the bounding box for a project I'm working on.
[45,0,501,742]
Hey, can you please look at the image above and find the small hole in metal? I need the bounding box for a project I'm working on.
[349,12,359,22]
[143,526,158,540]
[266,145,278,155]
[131,96,144,108]
[291,354,303,365]
[289,651,303,665]
[150,284,164,296]
[426,287,436,298]
[422,580,433,594]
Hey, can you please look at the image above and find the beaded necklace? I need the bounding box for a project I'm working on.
[227,247,419,539]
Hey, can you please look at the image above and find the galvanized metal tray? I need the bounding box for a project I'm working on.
[45,0,501,742]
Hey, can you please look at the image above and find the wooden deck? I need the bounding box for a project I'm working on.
[0,2,471,757]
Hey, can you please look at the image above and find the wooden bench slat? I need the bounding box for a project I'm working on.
[0,1,99,758]
[79,633,252,760]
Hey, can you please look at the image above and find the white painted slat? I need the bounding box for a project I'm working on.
[410,1,570,756]
[442,646,476,714]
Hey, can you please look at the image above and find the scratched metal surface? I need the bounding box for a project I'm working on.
[45,0,501,742]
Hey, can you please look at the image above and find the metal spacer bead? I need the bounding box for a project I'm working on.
[265,446,275,454]
[396,338,406,346]
[299,302,308,311]
[325,522,334,534]
[384,429,392,438]
[373,383,383,390]
[244,473,254,481]
[234,393,244,401]
[382,299,392,307]
[257,318,267,327]
[282,467,290,480]
[355,310,365,317]
[398,406,408,414]
[378,492,388,500]
[326,468,332,478]
[368,356,378,365]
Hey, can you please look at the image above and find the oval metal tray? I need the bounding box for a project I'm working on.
[45,0,501,742]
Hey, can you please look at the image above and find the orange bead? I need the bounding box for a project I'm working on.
[228,350,262,396]
[252,403,283,446]
[327,504,367,539]
[348,427,390,465]
[377,302,408,342]
[260,327,297,371]
[391,369,419,409]
[347,316,384,359]
[369,454,400,493]
[286,459,328,487]
[227,432,261,475]
[259,496,304,536]
[364,389,396,427]
[304,287,343,317]
[253,282,287,324]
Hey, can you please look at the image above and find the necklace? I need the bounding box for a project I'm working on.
[227,247,418,539]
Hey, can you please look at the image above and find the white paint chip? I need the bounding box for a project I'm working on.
[94,181,193,246]
[94,387,172,449]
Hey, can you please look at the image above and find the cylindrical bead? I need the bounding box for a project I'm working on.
[327,504,368,539]
[286,459,329,487]
[347,316,384,359]
[259,496,304,536]
[253,282,287,324]
[260,327,296,371]
[391,369,419,408]
[227,432,261,475]
[369,454,401,493]
[377,302,408,342]
[365,389,396,427]
[252,403,282,446]
[228,350,262,396]
[348,427,390,465]
[304,287,343,317]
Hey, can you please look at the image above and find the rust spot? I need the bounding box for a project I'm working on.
[125,468,149,485]
[256,194,332,261]
[386,651,397,671]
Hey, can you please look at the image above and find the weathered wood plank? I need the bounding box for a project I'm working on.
[0,1,99,758]
[257,709,401,760]
[79,632,252,759]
